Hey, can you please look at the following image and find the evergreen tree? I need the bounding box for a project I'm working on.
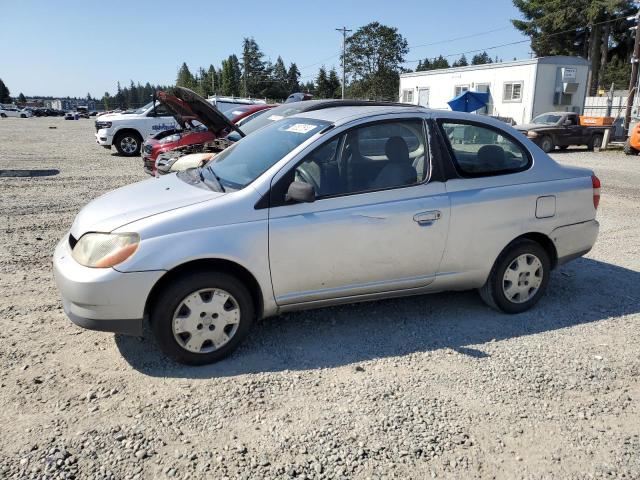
[103,92,111,110]
[207,65,217,96]
[241,37,267,97]
[128,80,139,107]
[452,54,468,67]
[18,93,26,104]
[327,68,341,98]
[287,63,301,94]
[114,81,125,109]
[221,55,242,96]
[471,51,493,65]
[432,55,450,69]
[270,56,288,99]
[0,78,10,103]
[176,62,195,89]
[315,67,330,98]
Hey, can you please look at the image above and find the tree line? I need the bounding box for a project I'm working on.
[5,1,638,108]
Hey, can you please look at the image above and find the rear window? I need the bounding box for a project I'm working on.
[440,121,531,177]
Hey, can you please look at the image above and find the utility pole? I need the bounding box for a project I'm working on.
[336,26,352,99]
[624,11,640,136]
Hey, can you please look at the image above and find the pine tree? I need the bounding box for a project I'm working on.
[287,63,301,94]
[452,55,468,67]
[176,62,195,89]
[315,67,330,98]
[327,68,341,98]
[18,93,26,104]
[0,78,10,103]
[471,52,492,65]
[241,37,267,97]
[221,55,242,96]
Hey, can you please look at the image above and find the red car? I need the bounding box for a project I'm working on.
[142,101,275,176]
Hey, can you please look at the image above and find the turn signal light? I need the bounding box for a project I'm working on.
[591,175,601,210]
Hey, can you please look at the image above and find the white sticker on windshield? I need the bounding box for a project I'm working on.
[268,115,284,121]
[284,123,318,134]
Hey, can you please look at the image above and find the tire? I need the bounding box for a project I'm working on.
[0,113,6,118]
[623,139,639,156]
[20,114,26,118]
[479,239,550,314]
[587,134,603,151]
[113,131,142,156]
[150,271,255,365]
[540,136,554,153]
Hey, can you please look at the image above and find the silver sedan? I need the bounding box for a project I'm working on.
[53,104,600,365]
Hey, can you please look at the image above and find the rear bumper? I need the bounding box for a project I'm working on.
[551,219,599,265]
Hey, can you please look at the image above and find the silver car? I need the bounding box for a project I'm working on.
[53,105,600,365]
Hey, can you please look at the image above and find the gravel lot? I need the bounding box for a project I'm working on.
[0,117,639,479]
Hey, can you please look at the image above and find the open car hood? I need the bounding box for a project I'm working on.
[156,87,245,138]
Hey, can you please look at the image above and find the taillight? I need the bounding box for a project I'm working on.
[591,175,601,210]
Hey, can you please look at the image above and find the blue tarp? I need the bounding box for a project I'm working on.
[447,90,490,112]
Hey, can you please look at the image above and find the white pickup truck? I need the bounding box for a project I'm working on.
[94,102,178,156]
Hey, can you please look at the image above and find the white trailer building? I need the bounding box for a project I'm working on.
[399,56,590,124]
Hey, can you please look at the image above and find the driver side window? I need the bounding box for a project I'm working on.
[293,119,428,199]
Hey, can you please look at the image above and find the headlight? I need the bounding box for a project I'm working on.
[526,131,538,139]
[95,121,112,129]
[160,133,181,144]
[156,152,181,172]
[72,233,140,268]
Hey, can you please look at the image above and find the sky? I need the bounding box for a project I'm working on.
[1,0,531,98]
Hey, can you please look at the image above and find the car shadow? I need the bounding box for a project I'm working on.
[115,258,640,378]
[0,169,60,178]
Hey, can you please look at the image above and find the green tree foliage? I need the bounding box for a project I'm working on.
[287,63,301,94]
[266,56,289,99]
[221,55,242,96]
[512,0,636,93]
[241,37,267,97]
[18,92,26,104]
[103,92,111,110]
[0,78,10,103]
[176,62,196,90]
[315,67,329,98]
[452,54,469,67]
[471,51,493,65]
[416,55,450,72]
[343,22,409,100]
[327,68,342,98]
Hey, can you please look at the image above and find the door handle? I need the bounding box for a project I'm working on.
[413,210,441,225]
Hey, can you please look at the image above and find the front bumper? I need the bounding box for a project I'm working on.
[551,219,599,265]
[52,235,165,336]
[95,129,113,147]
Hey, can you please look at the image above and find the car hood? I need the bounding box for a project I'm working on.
[157,87,245,138]
[97,112,146,122]
[70,173,222,237]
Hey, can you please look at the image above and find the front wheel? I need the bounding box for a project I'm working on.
[150,271,255,365]
[540,136,554,153]
[114,131,142,156]
[479,239,550,314]
[0,113,6,118]
[587,134,603,151]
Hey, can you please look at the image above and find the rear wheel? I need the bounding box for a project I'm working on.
[623,139,639,156]
[150,271,255,365]
[479,239,550,314]
[114,131,142,156]
[588,134,603,151]
[540,136,554,153]
[0,113,6,118]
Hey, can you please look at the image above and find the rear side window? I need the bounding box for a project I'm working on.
[439,121,530,176]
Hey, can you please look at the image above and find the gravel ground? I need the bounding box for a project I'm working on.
[0,117,639,480]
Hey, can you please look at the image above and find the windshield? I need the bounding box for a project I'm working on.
[532,114,562,125]
[127,101,155,115]
[223,105,253,119]
[235,103,313,137]
[199,117,330,190]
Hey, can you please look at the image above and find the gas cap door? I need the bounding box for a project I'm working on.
[536,195,556,218]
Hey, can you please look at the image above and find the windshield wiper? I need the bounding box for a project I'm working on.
[203,165,226,192]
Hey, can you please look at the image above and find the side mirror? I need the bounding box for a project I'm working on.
[285,181,315,203]
[563,119,573,127]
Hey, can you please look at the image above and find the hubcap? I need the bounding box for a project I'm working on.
[172,288,240,354]
[502,254,543,304]
[120,136,138,154]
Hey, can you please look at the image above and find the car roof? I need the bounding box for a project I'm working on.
[291,104,428,123]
